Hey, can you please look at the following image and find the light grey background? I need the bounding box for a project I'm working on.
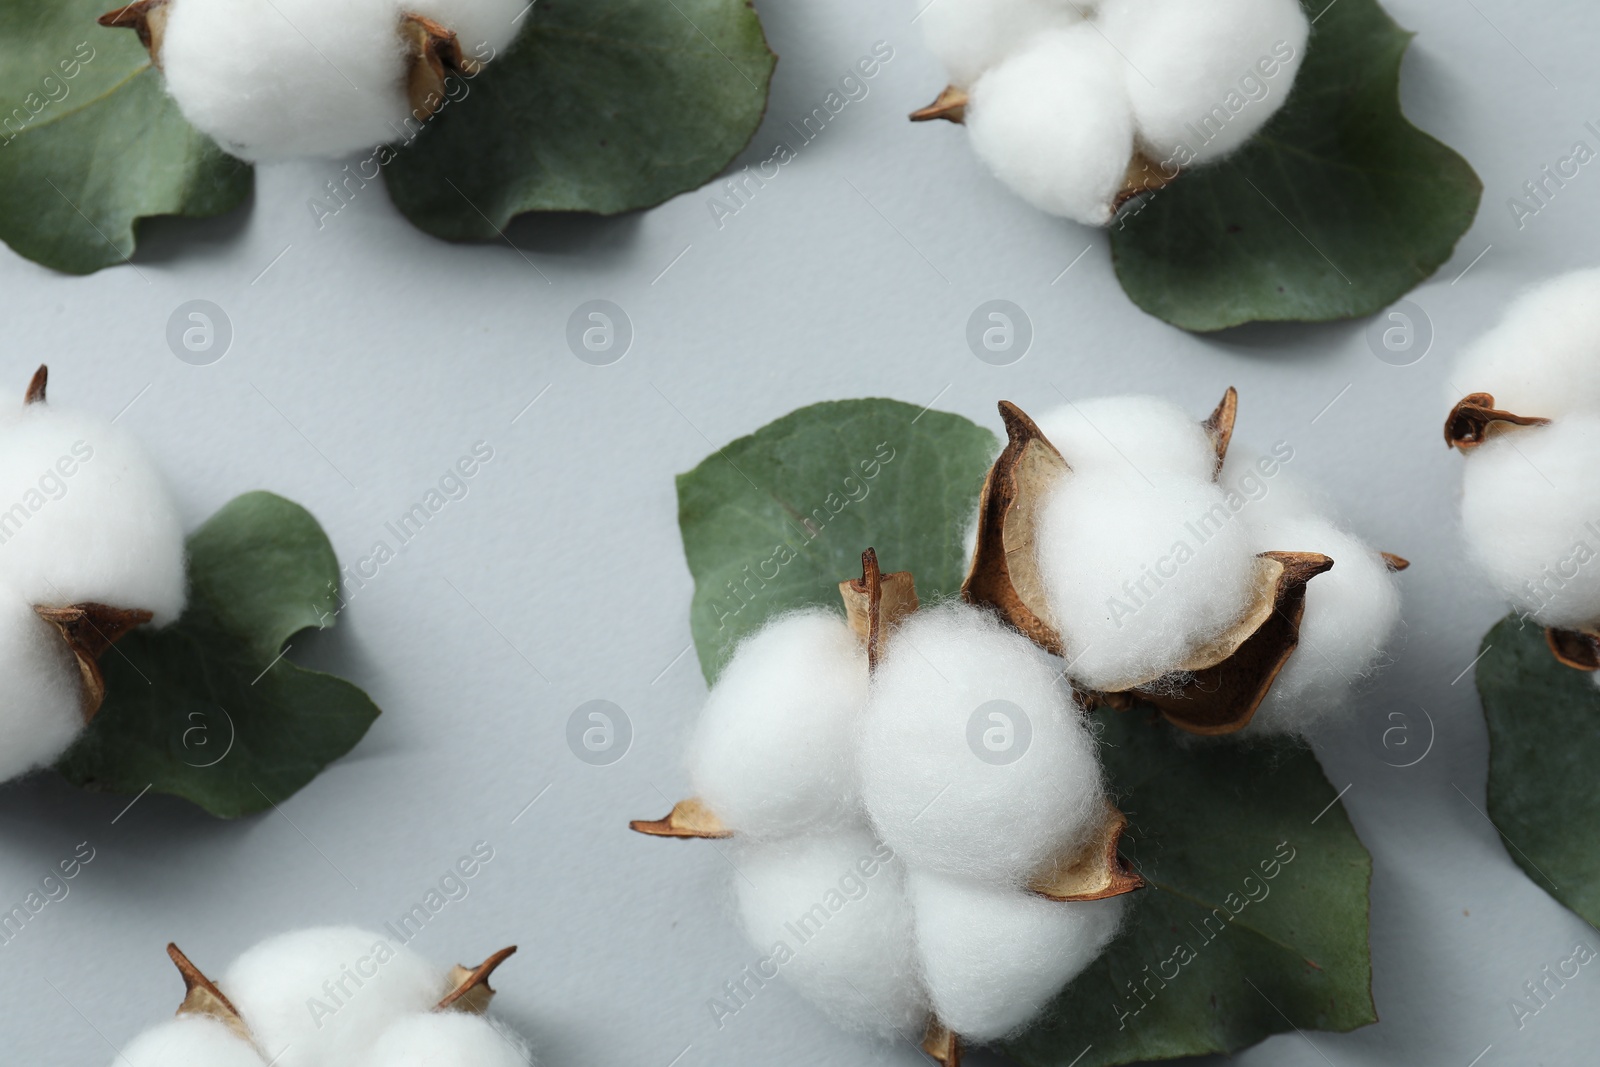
[0,0,1594,1063]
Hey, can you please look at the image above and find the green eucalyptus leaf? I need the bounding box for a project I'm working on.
[676,398,997,684]
[1109,0,1481,331]
[1007,709,1374,1066]
[1478,614,1600,923]
[385,0,775,240]
[0,1,250,275]
[676,399,1375,1062]
[55,492,379,818]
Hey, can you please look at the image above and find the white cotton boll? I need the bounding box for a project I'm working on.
[0,585,88,783]
[0,405,186,624]
[733,830,927,1038]
[1460,416,1600,628]
[1037,473,1258,692]
[1217,442,1316,530]
[361,1012,534,1067]
[966,27,1135,226]
[919,0,1085,88]
[1100,0,1308,165]
[859,604,1104,883]
[160,0,411,161]
[1032,396,1217,482]
[1241,515,1400,735]
[908,870,1123,1041]
[1450,269,1600,418]
[222,927,444,1067]
[688,611,867,838]
[399,0,528,55]
[118,1015,265,1067]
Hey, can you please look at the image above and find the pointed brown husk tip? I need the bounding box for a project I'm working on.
[25,364,46,405]
[1546,626,1600,671]
[99,1,170,62]
[960,401,1069,655]
[1114,152,1179,210]
[400,13,482,119]
[839,548,918,673]
[1204,386,1238,480]
[910,85,968,123]
[35,603,154,721]
[922,1018,962,1067]
[168,943,252,1041]
[629,797,733,839]
[1444,392,1550,450]
[1381,552,1410,573]
[1029,803,1144,902]
[437,946,516,1014]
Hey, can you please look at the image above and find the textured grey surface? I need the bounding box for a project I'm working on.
[0,0,1596,1064]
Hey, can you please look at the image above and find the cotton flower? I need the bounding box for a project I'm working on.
[914,0,1309,224]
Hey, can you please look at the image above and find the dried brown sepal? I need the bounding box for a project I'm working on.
[910,85,968,124]
[839,548,919,672]
[168,943,253,1043]
[98,0,170,61]
[400,13,482,119]
[1444,392,1550,450]
[25,364,46,405]
[1114,152,1180,210]
[1546,626,1600,671]
[1381,552,1410,573]
[961,401,1069,654]
[1203,386,1238,480]
[1137,551,1334,735]
[1029,803,1144,902]
[35,603,154,721]
[629,797,733,839]
[921,1018,962,1067]
[437,946,517,1014]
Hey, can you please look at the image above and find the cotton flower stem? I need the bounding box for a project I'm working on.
[437,946,517,1014]
[97,1,170,64]
[34,602,155,722]
[1444,392,1550,450]
[839,548,919,673]
[168,942,253,1044]
[628,796,733,839]
[909,85,968,124]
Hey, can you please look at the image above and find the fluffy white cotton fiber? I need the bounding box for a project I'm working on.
[966,27,1135,226]
[0,403,186,624]
[1037,472,1258,693]
[919,0,1084,88]
[908,870,1123,1040]
[1241,515,1401,735]
[1460,415,1600,628]
[119,1015,265,1067]
[0,585,91,783]
[223,927,443,1067]
[361,1012,534,1067]
[689,611,867,838]
[1099,0,1308,164]
[1450,268,1600,419]
[119,928,538,1067]
[733,830,928,1037]
[858,603,1104,883]
[160,0,412,161]
[1033,396,1218,482]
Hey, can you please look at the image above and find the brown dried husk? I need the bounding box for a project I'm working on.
[97,0,170,62]
[962,395,1349,734]
[399,13,483,118]
[1443,392,1550,450]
